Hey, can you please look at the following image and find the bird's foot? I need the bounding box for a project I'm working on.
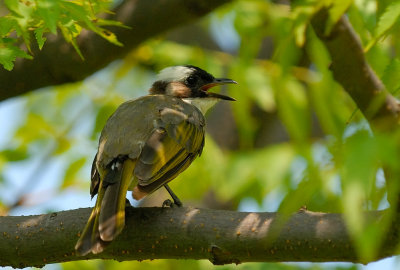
[162,199,182,208]
[163,184,183,207]
[162,199,173,208]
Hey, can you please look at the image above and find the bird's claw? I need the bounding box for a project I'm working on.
[162,199,182,208]
[162,199,173,208]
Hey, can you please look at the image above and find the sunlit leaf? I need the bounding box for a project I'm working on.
[54,137,71,155]
[37,0,60,34]
[16,113,56,143]
[0,17,16,36]
[223,143,295,202]
[375,1,400,39]
[325,0,353,34]
[34,27,47,50]
[92,104,117,139]
[381,58,400,95]
[95,18,131,29]
[244,66,276,111]
[1,148,29,162]
[59,22,84,59]
[366,0,400,51]
[92,28,123,47]
[62,157,87,189]
[0,41,32,71]
[0,0,121,69]
[291,0,321,46]
[274,78,310,143]
[4,0,20,14]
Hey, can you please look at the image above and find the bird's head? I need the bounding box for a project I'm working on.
[150,65,237,114]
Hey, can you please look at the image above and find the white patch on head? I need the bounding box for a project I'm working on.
[183,97,219,115]
[157,66,195,83]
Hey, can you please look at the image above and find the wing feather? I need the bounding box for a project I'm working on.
[133,107,205,194]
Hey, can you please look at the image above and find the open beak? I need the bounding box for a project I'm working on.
[200,78,237,101]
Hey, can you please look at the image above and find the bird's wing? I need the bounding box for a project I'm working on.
[133,106,205,196]
[90,153,100,198]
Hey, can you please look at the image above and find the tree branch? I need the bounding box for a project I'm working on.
[0,0,232,102]
[0,207,398,268]
[310,7,400,209]
[310,8,400,131]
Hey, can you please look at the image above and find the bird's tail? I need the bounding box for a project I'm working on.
[75,159,136,255]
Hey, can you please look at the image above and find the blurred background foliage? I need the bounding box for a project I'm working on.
[2,0,400,269]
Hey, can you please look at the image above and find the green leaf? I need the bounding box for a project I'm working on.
[244,66,275,111]
[338,130,399,260]
[37,0,60,34]
[62,1,93,25]
[59,22,84,59]
[342,181,365,235]
[16,113,55,143]
[92,104,117,139]
[342,181,385,261]
[62,157,87,189]
[4,0,20,14]
[0,0,123,65]
[375,1,400,38]
[224,144,295,201]
[325,0,353,34]
[92,28,123,47]
[54,137,71,155]
[1,148,29,161]
[366,1,400,50]
[4,0,34,51]
[381,58,400,95]
[0,41,32,70]
[95,18,131,29]
[275,77,310,143]
[0,17,17,37]
[291,0,321,46]
[34,27,47,50]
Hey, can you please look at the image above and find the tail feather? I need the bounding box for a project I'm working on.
[98,178,122,241]
[75,187,107,255]
[75,159,136,255]
[91,210,107,254]
[99,159,135,241]
[75,208,97,255]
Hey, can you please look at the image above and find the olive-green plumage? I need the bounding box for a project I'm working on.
[75,95,205,255]
[75,65,236,256]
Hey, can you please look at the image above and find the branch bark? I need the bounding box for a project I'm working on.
[0,0,231,102]
[0,207,398,268]
[310,8,400,131]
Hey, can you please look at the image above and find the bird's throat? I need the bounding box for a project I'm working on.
[183,97,219,115]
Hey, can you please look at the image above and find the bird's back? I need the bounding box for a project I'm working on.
[96,95,205,172]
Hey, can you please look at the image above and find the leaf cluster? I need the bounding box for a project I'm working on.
[0,0,124,70]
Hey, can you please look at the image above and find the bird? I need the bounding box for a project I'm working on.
[74,65,237,255]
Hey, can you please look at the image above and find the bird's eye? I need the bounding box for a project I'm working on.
[186,75,197,86]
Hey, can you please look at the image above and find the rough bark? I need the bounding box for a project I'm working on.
[0,0,231,102]
[0,207,398,268]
